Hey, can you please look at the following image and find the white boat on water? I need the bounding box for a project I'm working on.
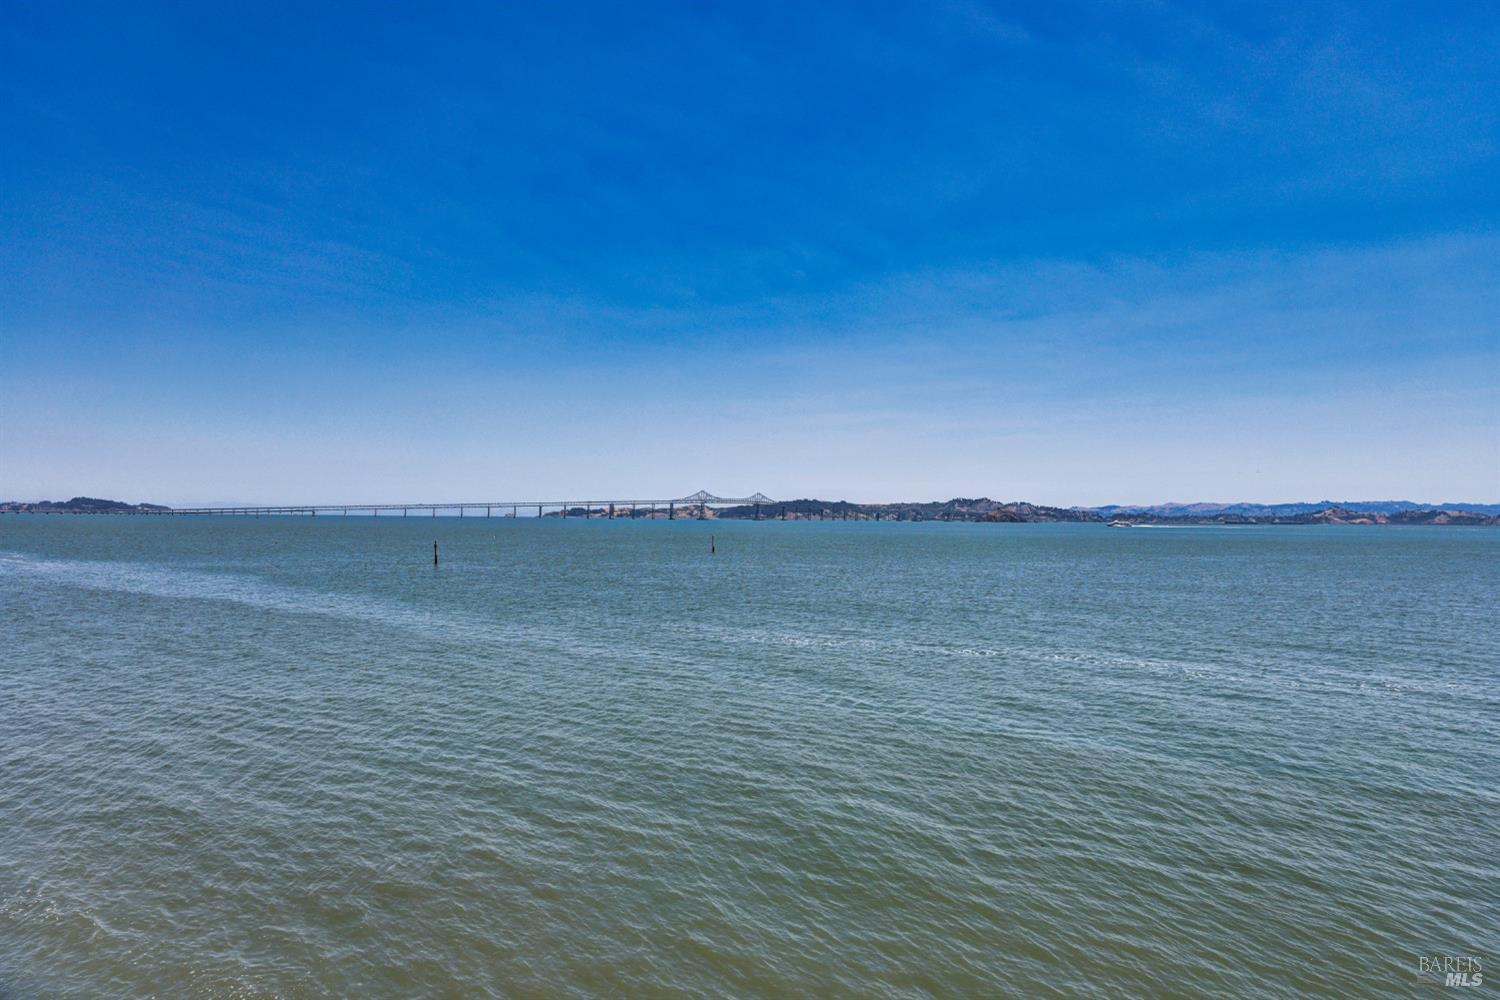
[1109,520,1134,528]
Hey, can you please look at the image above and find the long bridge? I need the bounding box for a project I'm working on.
[130,490,782,520]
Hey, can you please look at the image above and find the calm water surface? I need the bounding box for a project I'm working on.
[1,517,1496,998]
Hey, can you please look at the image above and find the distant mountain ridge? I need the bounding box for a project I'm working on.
[1098,506,1499,526]
[1088,500,1500,517]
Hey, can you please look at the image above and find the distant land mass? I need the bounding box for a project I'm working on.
[4,496,1497,525]
[1,496,170,514]
[1089,499,1500,517]
[712,498,1500,525]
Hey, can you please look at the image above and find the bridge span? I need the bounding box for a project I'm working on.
[137,491,782,520]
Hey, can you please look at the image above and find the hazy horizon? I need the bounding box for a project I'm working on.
[9,491,1500,511]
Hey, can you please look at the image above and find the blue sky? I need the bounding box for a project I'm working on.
[2,0,1497,505]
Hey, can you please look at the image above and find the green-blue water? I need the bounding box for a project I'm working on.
[2,517,1495,998]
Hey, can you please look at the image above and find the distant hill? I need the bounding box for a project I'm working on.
[1,496,170,514]
[718,498,1497,525]
[716,497,1097,522]
[716,498,1497,525]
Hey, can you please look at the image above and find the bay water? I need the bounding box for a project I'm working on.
[1,517,1495,997]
